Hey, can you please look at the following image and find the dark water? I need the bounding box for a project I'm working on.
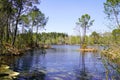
[1,45,120,80]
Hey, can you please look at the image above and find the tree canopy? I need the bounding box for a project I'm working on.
[76,14,94,47]
[104,0,120,28]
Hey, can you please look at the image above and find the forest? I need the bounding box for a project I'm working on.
[0,0,120,55]
[0,0,48,54]
[0,0,120,80]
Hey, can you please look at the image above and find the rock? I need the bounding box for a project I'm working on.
[9,72,20,77]
[0,65,10,69]
[0,65,19,79]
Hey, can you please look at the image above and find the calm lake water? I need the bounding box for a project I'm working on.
[1,45,120,80]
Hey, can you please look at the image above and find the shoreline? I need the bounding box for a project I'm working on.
[0,44,52,56]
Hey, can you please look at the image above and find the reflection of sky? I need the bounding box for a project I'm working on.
[10,45,120,80]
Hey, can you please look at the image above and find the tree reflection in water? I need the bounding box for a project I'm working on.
[0,49,47,80]
[79,52,88,80]
[77,50,120,80]
[77,51,97,80]
[2,45,120,80]
[18,49,47,80]
[78,51,110,80]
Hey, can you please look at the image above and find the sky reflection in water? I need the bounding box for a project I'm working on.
[7,45,120,80]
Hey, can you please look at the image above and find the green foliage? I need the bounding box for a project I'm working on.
[69,36,80,44]
[26,8,48,45]
[90,31,100,44]
[0,0,49,54]
[38,32,68,45]
[77,14,94,28]
[81,43,87,49]
[107,0,120,6]
[20,15,29,25]
[76,14,94,45]
[112,29,120,43]
[104,0,120,28]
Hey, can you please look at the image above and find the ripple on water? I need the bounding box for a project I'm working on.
[46,69,78,80]
[51,77,63,80]
[38,69,47,74]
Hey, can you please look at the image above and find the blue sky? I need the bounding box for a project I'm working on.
[38,0,110,35]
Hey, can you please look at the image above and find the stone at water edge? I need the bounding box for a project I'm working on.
[0,65,10,69]
[9,72,20,78]
[0,65,20,78]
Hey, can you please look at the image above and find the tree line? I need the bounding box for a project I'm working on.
[23,30,120,46]
[69,30,120,46]
[74,0,120,48]
[0,0,120,54]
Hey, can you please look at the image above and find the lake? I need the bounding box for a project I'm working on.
[1,45,120,80]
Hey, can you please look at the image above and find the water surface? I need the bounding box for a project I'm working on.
[1,45,120,80]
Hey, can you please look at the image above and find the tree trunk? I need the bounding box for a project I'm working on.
[113,7,120,28]
[36,26,39,45]
[83,26,86,44]
[12,8,22,46]
[29,22,34,47]
[6,18,10,42]
[12,19,18,46]
[82,26,87,48]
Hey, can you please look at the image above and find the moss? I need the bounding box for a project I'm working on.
[81,43,87,49]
